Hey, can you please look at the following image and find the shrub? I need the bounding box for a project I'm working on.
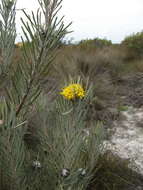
[77,38,112,50]
[0,0,105,190]
[122,31,143,58]
[94,38,112,48]
[27,90,105,190]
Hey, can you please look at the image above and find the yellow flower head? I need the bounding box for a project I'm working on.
[60,83,85,100]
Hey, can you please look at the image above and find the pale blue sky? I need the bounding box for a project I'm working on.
[16,0,143,43]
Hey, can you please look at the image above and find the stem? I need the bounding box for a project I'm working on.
[16,78,33,116]
[16,44,44,117]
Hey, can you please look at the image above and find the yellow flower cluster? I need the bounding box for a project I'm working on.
[60,83,85,100]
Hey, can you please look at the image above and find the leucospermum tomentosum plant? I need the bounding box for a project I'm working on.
[32,81,105,190]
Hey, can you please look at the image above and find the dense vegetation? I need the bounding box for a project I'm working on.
[0,0,143,189]
[122,31,143,58]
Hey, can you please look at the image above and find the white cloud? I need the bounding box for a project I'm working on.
[15,0,143,43]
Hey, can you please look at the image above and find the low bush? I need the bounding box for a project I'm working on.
[77,38,112,51]
[122,31,143,59]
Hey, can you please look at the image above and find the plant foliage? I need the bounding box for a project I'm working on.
[78,38,112,50]
[122,31,143,58]
[0,0,105,190]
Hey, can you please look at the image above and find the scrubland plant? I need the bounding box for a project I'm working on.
[77,38,112,51]
[122,31,143,59]
[0,0,105,190]
[0,0,16,72]
[28,80,105,190]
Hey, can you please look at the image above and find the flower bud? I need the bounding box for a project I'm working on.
[78,168,86,176]
[61,168,70,177]
[32,161,41,169]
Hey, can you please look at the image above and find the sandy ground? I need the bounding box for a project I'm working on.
[105,106,143,175]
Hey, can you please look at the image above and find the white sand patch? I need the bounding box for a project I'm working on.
[105,107,143,175]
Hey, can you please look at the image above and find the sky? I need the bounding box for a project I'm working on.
[16,0,143,43]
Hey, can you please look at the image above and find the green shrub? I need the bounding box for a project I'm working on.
[0,1,105,190]
[94,38,112,48]
[122,31,143,58]
[77,38,112,50]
